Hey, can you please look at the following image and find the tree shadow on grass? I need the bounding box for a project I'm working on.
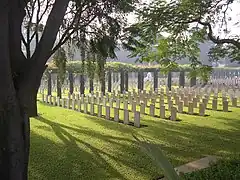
[84,113,240,167]
[32,116,162,180]
[31,107,240,180]
[144,119,240,163]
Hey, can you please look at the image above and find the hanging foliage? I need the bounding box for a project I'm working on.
[53,47,67,84]
[86,51,97,80]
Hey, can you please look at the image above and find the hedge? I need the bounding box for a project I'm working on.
[47,61,193,73]
[46,61,240,74]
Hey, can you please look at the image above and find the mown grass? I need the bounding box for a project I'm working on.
[182,156,240,180]
[29,102,240,180]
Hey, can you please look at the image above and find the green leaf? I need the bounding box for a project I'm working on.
[133,134,180,180]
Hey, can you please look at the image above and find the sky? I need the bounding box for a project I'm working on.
[127,0,240,39]
[35,0,239,39]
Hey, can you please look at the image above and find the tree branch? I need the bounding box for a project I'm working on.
[8,0,28,73]
[51,13,98,56]
[198,21,240,49]
[30,0,70,68]
[29,0,51,44]
[26,0,37,59]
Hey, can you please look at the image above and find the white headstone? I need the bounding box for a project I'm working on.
[84,103,88,113]
[90,103,94,115]
[149,104,155,116]
[212,99,217,111]
[124,100,128,110]
[188,102,194,115]
[140,103,145,114]
[57,97,60,106]
[49,95,52,104]
[124,109,129,124]
[160,105,165,119]
[132,101,136,112]
[199,103,205,116]
[170,107,177,121]
[66,99,70,109]
[77,100,81,111]
[178,101,183,113]
[98,105,102,117]
[106,106,110,120]
[168,100,173,111]
[114,108,119,122]
[223,101,228,112]
[134,111,140,128]
[232,97,237,107]
[62,98,65,108]
[72,99,76,110]
[42,94,44,102]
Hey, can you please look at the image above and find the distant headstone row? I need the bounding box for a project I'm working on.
[39,84,239,127]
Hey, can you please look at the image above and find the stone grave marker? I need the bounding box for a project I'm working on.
[160,105,165,119]
[116,99,120,108]
[62,98,65,108]
[183,96,188,107]
[140,103,145,114]
[49,95,52,105]
[77,100,81,111]
[212,99,217,111]
[223,101,228,112]
[106,106,110,120]
[57,97,60,106]
[232,97,237,107]
[170,107,177,121]
[72,93,75,100]
[109,98,113,108]
[178,101,184,113]
[175,96,179,106]
[72,99,76,110]
[188,102,194,115]
[90,103,94,115]
[66,99,70,109]
[98,105,102,117]
[132,101,136,112]
[193,97,198,108]
[202,98,208,107]
[103,97,106,106]
[134,111,141,128]
[84,103,88,114]
[124,109,129,124]
[149,104,155,116]
[76,94,80,100]
[168,100,173,111]
[124,100,128,110]
[114,108,119,122]
[42,94,44,102]
[199,103,205,116]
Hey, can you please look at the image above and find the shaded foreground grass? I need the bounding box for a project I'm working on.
[29,103,240,180]
[182,156,240,180]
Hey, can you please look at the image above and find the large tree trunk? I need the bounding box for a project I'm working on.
[26,91,38,117]
[0,0,70,178]
[0,3,30,179]
[0,98,30,180]
[24,66,46,117]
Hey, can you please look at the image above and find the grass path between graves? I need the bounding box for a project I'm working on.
[29,102,240,180]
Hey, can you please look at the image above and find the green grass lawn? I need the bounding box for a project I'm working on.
[182,156,240,180]
[29,102,240,180]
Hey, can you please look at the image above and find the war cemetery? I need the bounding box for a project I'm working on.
[31,61,240,180]
[1,1,240,180]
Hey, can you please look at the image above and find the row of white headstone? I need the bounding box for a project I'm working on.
[40,85,238,125]
[41,93,144,127]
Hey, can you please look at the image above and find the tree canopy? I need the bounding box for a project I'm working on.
[123,0,240,80]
